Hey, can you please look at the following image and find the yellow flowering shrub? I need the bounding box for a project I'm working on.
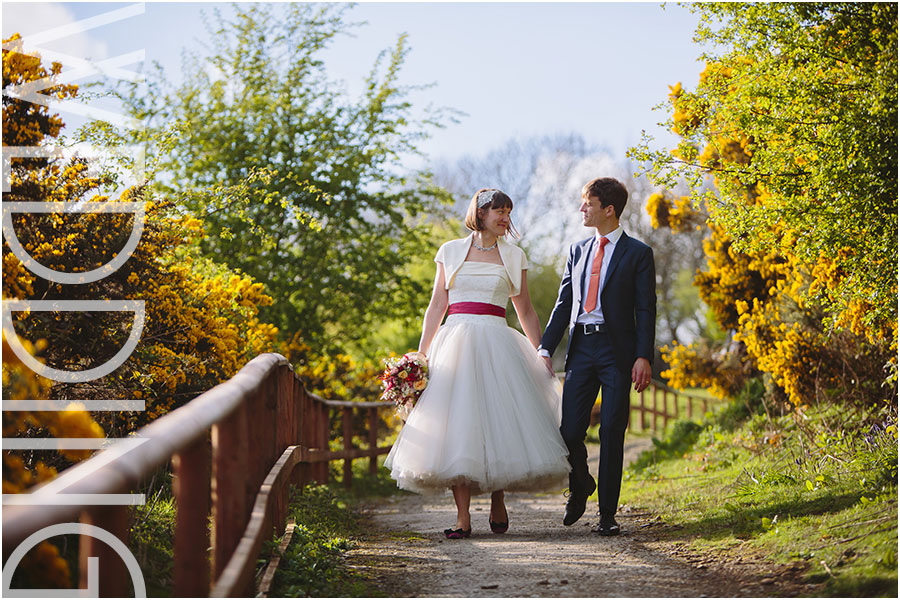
[281,333,391,440]
[15,536,72,589]
[282,334,383,403]
[654,192,893,409]
[641,20,898,412]
[661,341,758,399]
[3,36,279,487]
[646,191,704,234]
[2,32,287,590]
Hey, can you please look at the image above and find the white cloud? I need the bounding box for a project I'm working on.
[2,2,108,61]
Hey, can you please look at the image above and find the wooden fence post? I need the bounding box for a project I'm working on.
[297,384,311,488]
[245,389,265,519]
[275,367,295,528]
[368,407,379,475]
[342,407,354,488]
[212,401,248,579]
[80,505,129,598]
[316,401,329,483]
[663,389,670,429]
[173,438,210,597]
[277,367,294,452]
[640,387,647,431]
[262,371,281,539]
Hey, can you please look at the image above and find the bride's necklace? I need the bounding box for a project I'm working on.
[473,238,498,252]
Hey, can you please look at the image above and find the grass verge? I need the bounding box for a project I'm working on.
[125,456,405,597]
[128,468,175,597]
[267,484,372,597]
[268,457,406,597]
[620,386,898,597]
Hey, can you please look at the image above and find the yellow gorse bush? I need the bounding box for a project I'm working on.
[637,5,898,413]
[2,36,281,591]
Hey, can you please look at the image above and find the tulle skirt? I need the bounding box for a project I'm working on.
[385,313,570,495]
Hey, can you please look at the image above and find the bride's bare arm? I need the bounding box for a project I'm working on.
[418,263,449,356]
[510,271,542,349]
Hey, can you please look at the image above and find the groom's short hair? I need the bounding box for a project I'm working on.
[582,177,628,218]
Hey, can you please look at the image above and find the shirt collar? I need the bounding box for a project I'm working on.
[595,226,623,245]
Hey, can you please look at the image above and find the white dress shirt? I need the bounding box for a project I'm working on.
[576,226,623,325]
[538,227,623,358]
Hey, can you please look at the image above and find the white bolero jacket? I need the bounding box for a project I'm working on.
[434,233,529,297]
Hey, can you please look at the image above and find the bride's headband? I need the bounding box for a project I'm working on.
[476,190,496,208]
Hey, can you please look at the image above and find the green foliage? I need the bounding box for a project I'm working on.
[716,377,767,431]
[128,472,176,597]
[622,396,897,596]
[270,484,373,597]
[120,4,456,350]
[507,256,569,333]
[630,419,703,472]
[327,454,410,500]
[630,3,898,352]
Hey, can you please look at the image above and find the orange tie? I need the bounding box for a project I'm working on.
[583,236,609,313]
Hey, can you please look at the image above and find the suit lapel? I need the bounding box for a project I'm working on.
[601,232,629,293]
[572,237,593,306]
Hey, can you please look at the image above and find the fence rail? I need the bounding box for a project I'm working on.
[627,379,713,432]
[569,376,715,432]
[1,353,393,598]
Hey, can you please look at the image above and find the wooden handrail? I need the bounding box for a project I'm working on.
[2,353,395,597]
[3,353,282,554]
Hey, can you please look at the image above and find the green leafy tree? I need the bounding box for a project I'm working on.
[121,4,455,349]
[631,3,897,356]
[630,4,897,412]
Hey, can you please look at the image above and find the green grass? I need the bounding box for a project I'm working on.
[620,389,898,597]
[267,484,380,598]
[123,455,403,598]
[329,452,412,499]
[269,456,405,597]
[128,469,175,597]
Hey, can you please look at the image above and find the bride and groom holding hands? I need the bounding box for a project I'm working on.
[385,177,656,539]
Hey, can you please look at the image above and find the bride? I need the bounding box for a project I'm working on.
[384,188,570,539]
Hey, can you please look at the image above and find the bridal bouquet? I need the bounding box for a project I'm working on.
[379,352,428,420]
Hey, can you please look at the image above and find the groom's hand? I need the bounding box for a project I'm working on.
[632,358,652,392]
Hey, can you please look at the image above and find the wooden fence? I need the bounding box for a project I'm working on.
[626,379,713,432]
[579,378,714,432]
[1,353,393,598]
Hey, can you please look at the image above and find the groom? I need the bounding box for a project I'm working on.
[538,177,656,536]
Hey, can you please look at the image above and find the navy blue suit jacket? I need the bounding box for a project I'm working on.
[540,232,656,372]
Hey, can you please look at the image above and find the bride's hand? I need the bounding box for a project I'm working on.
[540,355,555,377]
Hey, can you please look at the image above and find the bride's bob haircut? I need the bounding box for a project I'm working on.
[464,188,520,238]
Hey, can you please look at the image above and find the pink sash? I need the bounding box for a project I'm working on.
[447,302,506,318]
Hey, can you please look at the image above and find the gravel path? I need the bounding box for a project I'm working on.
[347,438,812,597]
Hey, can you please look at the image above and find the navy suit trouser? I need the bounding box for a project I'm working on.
[560,328,630,517]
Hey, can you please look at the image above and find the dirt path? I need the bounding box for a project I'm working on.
[347,438,810,597]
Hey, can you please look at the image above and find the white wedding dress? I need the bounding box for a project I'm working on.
[385,260,570,495]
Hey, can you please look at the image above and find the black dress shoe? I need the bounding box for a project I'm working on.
[489,518,509,534]
[593,516,620,536]
[563,477,596,526]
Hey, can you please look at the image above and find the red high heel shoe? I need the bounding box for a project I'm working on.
[443,527,471,539]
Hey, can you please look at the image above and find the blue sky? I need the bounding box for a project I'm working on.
[3,2,706,166]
